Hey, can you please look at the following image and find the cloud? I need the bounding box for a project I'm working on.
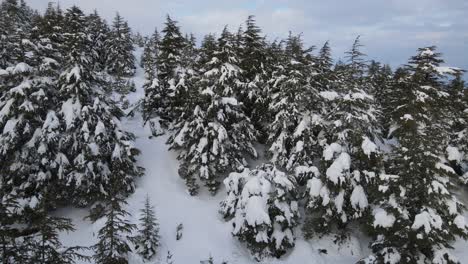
[26,0,468,72]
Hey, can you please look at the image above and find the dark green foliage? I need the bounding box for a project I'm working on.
[107,13,135,77]
[22,190,89,264]
[92,195,135,264]
[168,26,257,195]
[304,36,382,238]
[143,15,186,130]
[363,47,468,263]
[266,33,321,171]
[132,196,160,261]
[57,6,142,206]
[87,10,110,72]
[141,28,160,80]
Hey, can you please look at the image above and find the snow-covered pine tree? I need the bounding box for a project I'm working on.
[22,189,88,264]
[168,27,257,195]
[107,12,135,77]
[446,70,468,180]
[266,33,322,172]
[170,32,199,120]
[239,15,269,134]
[303,36,382,238]
[133,31,146,48]
[0,25,65,206]
[367,60,393,135]
[32,2,64,61]
[141,28,160,80]
[132,195,160,261]
[164,34,215,195]
[0,0,32,69]
[220,164,299,259]
[92,194,135,264]
[362,46,468,263]
[86,10,110,72]
[198,33,217,67]
[57,6,142,206]
[143,15,186,133]
[308,40,334,99]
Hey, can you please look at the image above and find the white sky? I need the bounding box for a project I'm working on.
[26,0,468,72]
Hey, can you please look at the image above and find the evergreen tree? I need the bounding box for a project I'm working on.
[143,15,186,132]
[133,32,146,48]
[363,47,468,263]
[367,61,393,135]
[0,24,65,206]
[266,33,321,171]
[304,36,382,238]
[132,195,160,261]
[22,190,88,264]
[57,6,142,206]
[141,28,160,80]
[168,27,257,195]
[86,10,110,72]
[220,164,299,259]
[239,16,268,132]
[0,0,31,69]
[107,13,135,77]
[446,70,468,179]
[92,195,135,264]
[33,2,64,64]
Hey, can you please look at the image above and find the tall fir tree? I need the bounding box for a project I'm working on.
[168,27,257,195]
[57,6,142,206]
[266,33,322,172]
[141,28,160,80]
[367,60,393,135]
[446,70,468,179]
[143,15,186,133]
[362,47,468,263]
[86,10,110,72]
[303,36,382,238]
[239,16,269,134]
[0,0,32,69]
[107,13,135,77]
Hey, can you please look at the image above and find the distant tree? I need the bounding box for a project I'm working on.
[107,13,135,77]
[143,15,186,133]
[141,28,160,80]
[86,10,110,72]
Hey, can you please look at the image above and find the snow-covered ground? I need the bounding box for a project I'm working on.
[58,48,468,264]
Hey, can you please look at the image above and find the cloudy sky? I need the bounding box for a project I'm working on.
[27,0,468,72]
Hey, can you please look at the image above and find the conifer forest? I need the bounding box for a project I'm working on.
[1,1,467,263]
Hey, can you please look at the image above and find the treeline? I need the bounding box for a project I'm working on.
[142,13,468,264]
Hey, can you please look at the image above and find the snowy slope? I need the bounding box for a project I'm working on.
[57,48,468,264]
